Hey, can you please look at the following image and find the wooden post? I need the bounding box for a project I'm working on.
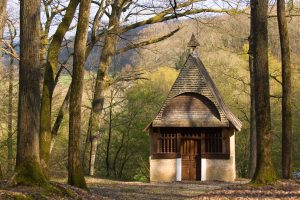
[151,127,159,155]
[201,131,205,155]
[177,130,181,157]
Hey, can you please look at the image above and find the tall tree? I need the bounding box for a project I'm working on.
[85,0,123,176]
[251,0,277,184]
[68,0,91,189]
[248,0,256,179]
[13,0,47,185]
[40,0,79,176]
[277,0,292,179]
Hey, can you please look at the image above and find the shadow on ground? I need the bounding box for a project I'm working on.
[191,180,300,200]
[87,178,246,200]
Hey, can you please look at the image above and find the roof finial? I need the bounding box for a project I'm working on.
[187,34,200,51]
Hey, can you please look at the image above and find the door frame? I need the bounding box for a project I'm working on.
[180,137,201,181]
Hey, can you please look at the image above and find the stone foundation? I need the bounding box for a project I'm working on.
[150,158,177,182]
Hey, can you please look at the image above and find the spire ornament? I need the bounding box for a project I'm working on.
[187,33,200,52]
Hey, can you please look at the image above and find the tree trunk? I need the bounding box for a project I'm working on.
[68,0,91,189]
[106,103,113,177]
[85,2,122,176]
[0,0,8,72]
[248,1,257,179]
[81,110,92,174]
[89,136,98,176]
[40,0,79,177]
[251,0,277,184]
[14,0,47,185]
[7,42,14,176]
[277,0,292,179]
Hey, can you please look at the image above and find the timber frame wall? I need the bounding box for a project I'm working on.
[150,127,230,160]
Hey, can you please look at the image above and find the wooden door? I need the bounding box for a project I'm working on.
[181,139,201,181]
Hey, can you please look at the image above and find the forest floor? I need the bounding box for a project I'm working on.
[87,178,243,199]
[0,178,300,199]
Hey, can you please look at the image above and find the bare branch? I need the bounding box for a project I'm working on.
[116,27,180,55]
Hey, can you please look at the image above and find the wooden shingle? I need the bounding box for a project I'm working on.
[146,48,242,131]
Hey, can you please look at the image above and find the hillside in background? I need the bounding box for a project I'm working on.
[84,12,300,73]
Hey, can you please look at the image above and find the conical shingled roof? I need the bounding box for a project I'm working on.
[187,34,200,48]
[145,48,242,131]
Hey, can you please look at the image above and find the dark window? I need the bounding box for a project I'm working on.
[158,132,177,153]
[205,130,223,154]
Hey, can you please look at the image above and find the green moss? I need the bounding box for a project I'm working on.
[251,165,277,185]
[1,193,31,200]
[68,168,88,191]
[13,196,31,200]
[11,158,48,187]
[68,176,88,191]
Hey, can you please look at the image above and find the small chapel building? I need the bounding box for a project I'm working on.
[145,34,242,182]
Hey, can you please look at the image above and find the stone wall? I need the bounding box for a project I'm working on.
[202,128,236,181]
[150,158,177,182]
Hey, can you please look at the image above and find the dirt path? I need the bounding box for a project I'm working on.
[87,178,300,200]
[87,178,245,200]
[1,178,299,199]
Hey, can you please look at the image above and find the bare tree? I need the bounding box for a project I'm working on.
[13,0,47,185]
[85,0,123,176]
[251,0,277,184]
[68,0,91,189]
[40,0,79,177]
[277,0,292,179]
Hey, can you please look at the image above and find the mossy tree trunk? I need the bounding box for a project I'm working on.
[40,0,79,177]
[248,0,256,179]
[85,1,122,176]
[251,0,277,184]
[68,0,91,189]
[277,0,292,179]
[14,0,47,186]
